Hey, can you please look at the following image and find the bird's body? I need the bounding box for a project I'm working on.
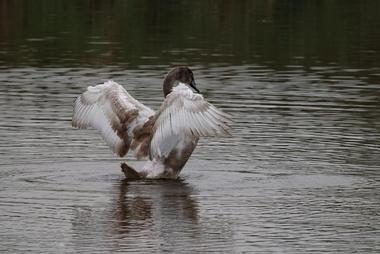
[72,67,232,179]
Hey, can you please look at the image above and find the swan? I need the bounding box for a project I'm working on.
[72,66,232,179]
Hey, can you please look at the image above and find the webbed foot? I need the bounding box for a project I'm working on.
[121,162,141,180]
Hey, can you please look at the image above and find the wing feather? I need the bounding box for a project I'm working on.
[72,80,154,157]
[149,83,232,159]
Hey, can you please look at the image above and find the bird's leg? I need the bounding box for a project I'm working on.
[120,162,146,180]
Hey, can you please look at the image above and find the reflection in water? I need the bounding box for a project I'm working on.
[0,1,379,69]
[112,179,198,236]
[70,178,202,252]
[114,181,153,235]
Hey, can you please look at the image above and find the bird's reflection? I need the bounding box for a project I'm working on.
[112,178,199,236]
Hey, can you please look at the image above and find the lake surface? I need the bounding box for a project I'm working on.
[0,1,379,253]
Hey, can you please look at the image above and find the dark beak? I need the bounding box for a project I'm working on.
[190,80,200,93]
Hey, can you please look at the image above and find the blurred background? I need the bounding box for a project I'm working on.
[0,1,379,253]
[1,0,380,69]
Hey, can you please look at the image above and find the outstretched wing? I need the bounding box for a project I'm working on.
[72,80,154,157]
[150,83,232,159]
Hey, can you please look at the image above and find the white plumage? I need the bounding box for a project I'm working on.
[72,80,154,156]
[149,83,231,159]
[72,67,232,179]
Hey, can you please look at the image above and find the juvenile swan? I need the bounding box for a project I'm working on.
[72,67,232,179]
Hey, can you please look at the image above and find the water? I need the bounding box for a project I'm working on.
[0,1,380,253]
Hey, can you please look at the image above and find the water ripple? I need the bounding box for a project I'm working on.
[0,65,379,253]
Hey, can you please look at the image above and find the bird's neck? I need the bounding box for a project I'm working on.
[163,75,178,97]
